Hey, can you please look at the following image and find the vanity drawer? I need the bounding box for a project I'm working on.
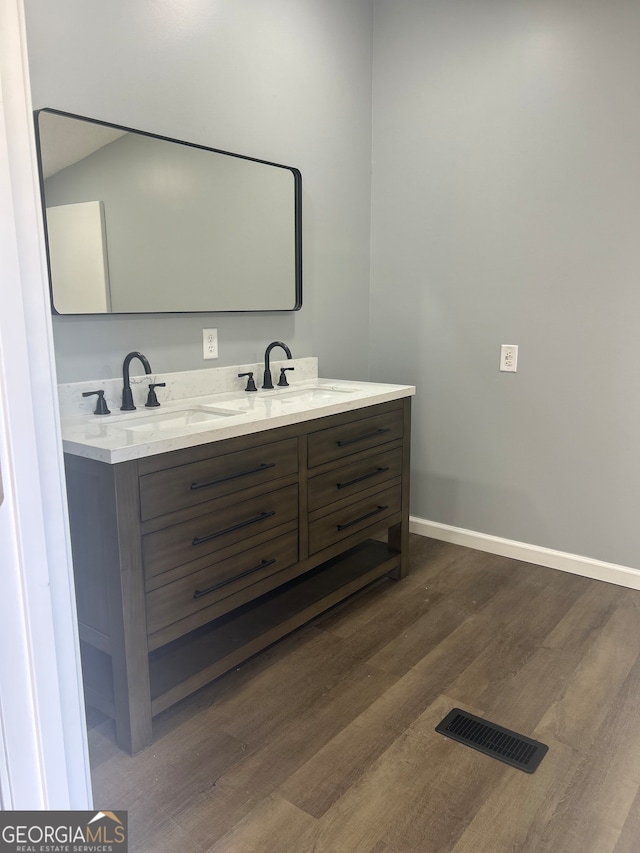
[142,484,298,580]
[146,529,299,648]
[308,446,402,513]
[307,408,403,469]
[139,437,298,521]
[308,483,402,555]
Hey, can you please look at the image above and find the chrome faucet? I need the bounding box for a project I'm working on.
[262,341,292,389]
[121,351,152,410]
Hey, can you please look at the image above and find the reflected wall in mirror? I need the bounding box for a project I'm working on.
[34,109,302,314]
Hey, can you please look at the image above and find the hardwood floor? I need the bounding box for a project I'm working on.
[88,535,640,852]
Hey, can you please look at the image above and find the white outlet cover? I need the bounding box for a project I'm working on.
[500,344,518,372]
[203,328,218,359]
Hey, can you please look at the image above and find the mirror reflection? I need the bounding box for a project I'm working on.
[34,109,302,314]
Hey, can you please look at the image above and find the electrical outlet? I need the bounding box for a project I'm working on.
[203,328,218,359]
[500,344,518,372]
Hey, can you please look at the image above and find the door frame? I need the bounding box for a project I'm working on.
[0,0,92,808]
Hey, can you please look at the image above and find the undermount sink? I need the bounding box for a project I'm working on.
[99,386,359,436]
[227,384,358,409]
[108,406,240,434]
[277,384,357,402]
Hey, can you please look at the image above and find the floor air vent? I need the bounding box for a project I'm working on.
[435,708,548,773]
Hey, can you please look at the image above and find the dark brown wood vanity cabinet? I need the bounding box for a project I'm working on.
[64,397,411,754]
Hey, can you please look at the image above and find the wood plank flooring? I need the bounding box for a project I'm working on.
[87,535,640,852]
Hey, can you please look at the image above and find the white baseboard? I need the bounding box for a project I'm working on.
[410,517,640,591]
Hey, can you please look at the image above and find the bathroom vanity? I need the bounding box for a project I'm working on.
[60,363,414,753]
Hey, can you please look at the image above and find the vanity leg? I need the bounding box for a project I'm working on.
[64,454,153,754]
[107,465,153,754]
[387,396,411,580]
[387,521,408,579]
[110,647,153,755]
[109,596,153,755]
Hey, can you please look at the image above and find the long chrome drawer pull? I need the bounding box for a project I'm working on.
[193,558,277,599]
[192,510,276,546]
[190,462,275,490]
[336,428,390,448]
[336,466,390,490]
[336,505,389,531]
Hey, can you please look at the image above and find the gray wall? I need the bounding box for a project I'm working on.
[25,0,374,382]
[26,0,640,569]
[370,0,640,568]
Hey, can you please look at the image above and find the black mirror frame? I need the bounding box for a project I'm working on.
[33,107,303,316]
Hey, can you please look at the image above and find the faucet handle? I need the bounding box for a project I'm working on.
[145,382,166,408]
[82,389,110,415]
[238,372,257,392]
[277,367,295,387]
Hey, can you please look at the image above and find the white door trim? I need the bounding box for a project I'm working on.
[0,0,91,808]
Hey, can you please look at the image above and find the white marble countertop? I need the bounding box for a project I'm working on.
[60,373,415,464]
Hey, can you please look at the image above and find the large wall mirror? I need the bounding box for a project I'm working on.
[34,109,302,314]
